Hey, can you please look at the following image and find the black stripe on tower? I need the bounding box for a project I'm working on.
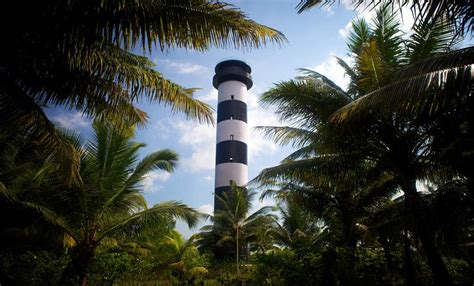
[216,141,247,165]
[217,100,247,123]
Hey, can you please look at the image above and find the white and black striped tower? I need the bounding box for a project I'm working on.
[213,60,252,214]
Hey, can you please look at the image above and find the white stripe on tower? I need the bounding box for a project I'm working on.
[213,60,252,213]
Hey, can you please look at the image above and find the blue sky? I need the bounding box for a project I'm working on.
[47,1,468,237]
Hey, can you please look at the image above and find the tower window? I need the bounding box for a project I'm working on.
[229,156,233,162]
[230,134,234,140]
[231,95,234,100]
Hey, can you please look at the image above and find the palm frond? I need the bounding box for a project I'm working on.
[21,0,286,54]
[283,145,318,161]
[251,154,355,188]
[254,126,315,148]
[0,184,79,243]
[295,0,326,14]
[297,68,348,95]
[348,18,372,56]
[125,149,178,189]
[294,0,473,35]
[259,77,350,128]
[0,79,82,186]
[354,38,386,92]
[407,17,459,63]
[83,46,216,125]
[98,201,201,241]
[331,47,474,123]
[245,206,274,223]
[372,3,403,69]
[336,56,358,97]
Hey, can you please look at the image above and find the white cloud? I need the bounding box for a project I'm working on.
[52,112,90,130]
[153,119,175,140]
[172,119,216,173]
[338,2,415,39]
[246,87,260,110]
[338,21,353,39]
[321,4,335,16]
[250,197,275,215]
[341,0,355,10]
[196,89,218,103]
[142,170,172,193]
[312,53,353,91]
[198,203,214,216]
[204,175,213,182]
[175,119,216,148]
[247,92,281,158]
[182,147,215,173]
[162,59,208,75]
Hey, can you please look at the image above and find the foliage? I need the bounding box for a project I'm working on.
[253,3,474,286]
[0,122,201,285]
[0,250,68,286]
[195,185,274,260]
[0,0,287,185]
[295,0,473,35]
[88,250,135,285]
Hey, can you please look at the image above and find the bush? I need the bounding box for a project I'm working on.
[0,250,68,285]
[252,249,323,285]
[88,250,135,285]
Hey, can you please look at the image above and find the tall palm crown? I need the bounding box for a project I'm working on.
[254,4,463,285]
[0,122,201,285]
[0,0,286,185]
[195,186,273,257]
[270,196,324,249]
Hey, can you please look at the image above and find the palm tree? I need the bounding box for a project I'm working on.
[271,198,324,249]
[0,121,201,285]
[255,5,465,284]
[159,230,207,282]
[195,184,274,279]
[329,7,465,286]
[253,132,398,254]
[332,48,473,195]
[1,0,287,185]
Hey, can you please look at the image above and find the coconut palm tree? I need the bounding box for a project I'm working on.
[0,0,287,185]
[0,121,201,285]
[271,198,324,249]
[195,184,274,278]
[255,4,465,284]
[254,155,398,285]
[329,7,465,286]
[158,230,208,282]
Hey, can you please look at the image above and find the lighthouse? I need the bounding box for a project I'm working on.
[213,60,252,213]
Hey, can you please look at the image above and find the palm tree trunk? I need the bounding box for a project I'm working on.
[236,227,240,280]
[380,235,395,282]
[60,245,95,286]
[402,178,453,286]
[403,230,416,286]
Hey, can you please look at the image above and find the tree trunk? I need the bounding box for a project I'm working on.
[380,234,395,283]
[341,213,356,249]
[60,245,95,286]
[340,210,357,284]
[403,230,417,286]
[236,228,240,280]
[402,179,453,286]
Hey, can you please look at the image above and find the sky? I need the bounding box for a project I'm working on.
[46,1,469,237]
